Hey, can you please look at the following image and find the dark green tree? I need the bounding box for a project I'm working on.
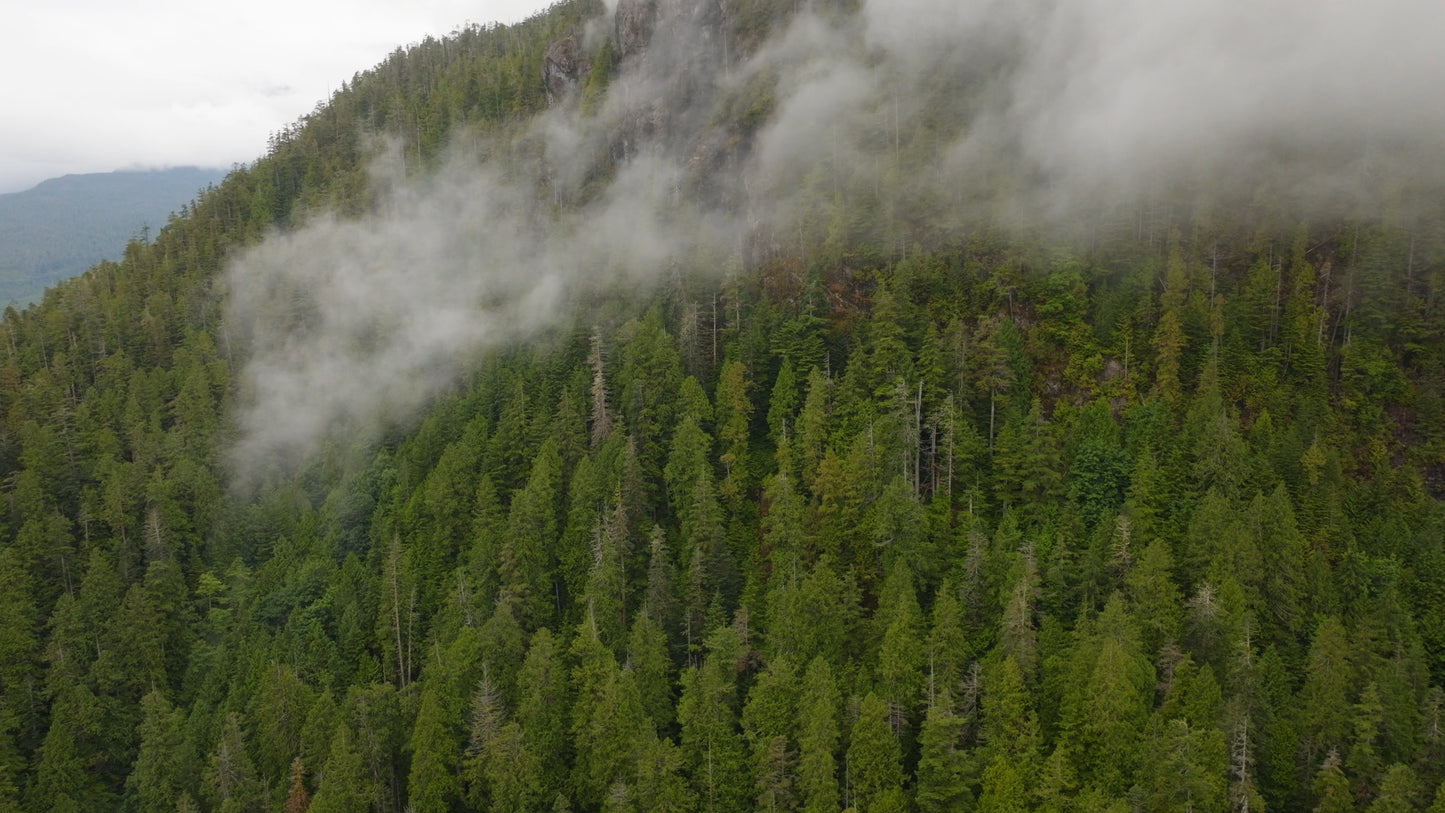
[846,693,904,812]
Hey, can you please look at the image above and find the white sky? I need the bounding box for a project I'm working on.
[0,0,553,194]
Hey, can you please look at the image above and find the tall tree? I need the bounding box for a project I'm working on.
[796,657,842,813]
[407,686,460,813]
[846,693,905,812]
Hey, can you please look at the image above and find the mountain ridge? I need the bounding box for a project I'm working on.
[0,166,226,307]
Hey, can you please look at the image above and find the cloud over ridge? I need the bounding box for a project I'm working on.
[224,0,1445,485]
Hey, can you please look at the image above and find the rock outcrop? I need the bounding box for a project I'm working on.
[542,36,587,106]
[615,0,658,60]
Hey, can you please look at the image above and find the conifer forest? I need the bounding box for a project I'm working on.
[1,0,1444,810]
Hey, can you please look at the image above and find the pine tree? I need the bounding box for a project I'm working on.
[977,754,1029,813]
[1367,763,1423,813]
[666,415,714,526]
[577,671,652,809]
[1428,779,1445,812]
[796,658,841,813]
[627,611,676,729]
[127,691,198,812]
[31,685,105,813]
[308,726,372,813]
[769,358,800,448]
[0,548,41,748]
[981,655,1041,770]
[250,662,315,786]
[874,563,924,736]
[926,580,968,707]
[1313,751,1355,813]
[633,735,695,813]
[284,757,310,813]
[1125,539,1183,660]
[590,327,615,447]
[794,368,832,496]
[407,686,460,813]
[846,693,904,812]
[1142,718,1227,812]
[1299,617,1354,773]
[677,629,749,812]
[201,713,262,813]
[998,551,1040,675]
[297,690,340,800]
[753,732,797,813]
[642,524,681,649]
[569,617,621,806]
[585,495,632,653]
[1347,681,1385,796]
[482,722,543,813]
[914,697,969,812]
[742,656,799,755]
[1062,595,1154,796]
[499,438,564,629]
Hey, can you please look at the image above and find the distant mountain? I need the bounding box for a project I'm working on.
[0,166,227,307]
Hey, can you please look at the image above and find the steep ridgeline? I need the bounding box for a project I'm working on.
[0,1,1443,811]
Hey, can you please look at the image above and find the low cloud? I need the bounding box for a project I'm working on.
[224,0,1445,485]
[225,134,735,486]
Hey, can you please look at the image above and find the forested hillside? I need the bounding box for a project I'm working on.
[1,0,1443,811]
[0,167,227,307]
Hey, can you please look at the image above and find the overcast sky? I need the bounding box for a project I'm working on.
[0,0,552,194]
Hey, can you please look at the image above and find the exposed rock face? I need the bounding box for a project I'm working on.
[615,0,658,60]
[659,0,723,32]
[599,0,732,176]
[542,36,586,106]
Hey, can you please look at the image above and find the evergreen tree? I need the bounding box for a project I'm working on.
[0,548,41,749]
[1061,595,1154,796]
[127,692,198,812]
[714,360,754,505]
[926,580,969,706]
[0,10,1441,807]
[1125,538,1183,659]
[1313,751,1355,813]
[742,656,799,761]
[1367,763,1423,813]
[846,693,904,812]
[874,563,924,735]
[981,655,1041,771]
[500,438,564,629]
[1299,617,1354,774]
[677,628,749,813]
[627,611,676,730]
[308,726,373,813]
[796,658,842,813]
[407,686,460,813]
[977,754,1029,813]
[914,697,970,812]
[201,713,263,813]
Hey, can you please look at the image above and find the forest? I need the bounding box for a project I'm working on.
[1,0,1443,811]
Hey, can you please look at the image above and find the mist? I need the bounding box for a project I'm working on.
[746,0,1445,234]
[224,0,1445,485]
[225,136,736,485]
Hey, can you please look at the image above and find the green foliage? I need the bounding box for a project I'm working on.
[0,1,1439,809]
[796,657,842,813]
[407,686,460,812]
[309,725,373,813]
[846,693,904,812]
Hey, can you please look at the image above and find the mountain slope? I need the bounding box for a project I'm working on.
[0,167,226,306]
[0,0,1441,811]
